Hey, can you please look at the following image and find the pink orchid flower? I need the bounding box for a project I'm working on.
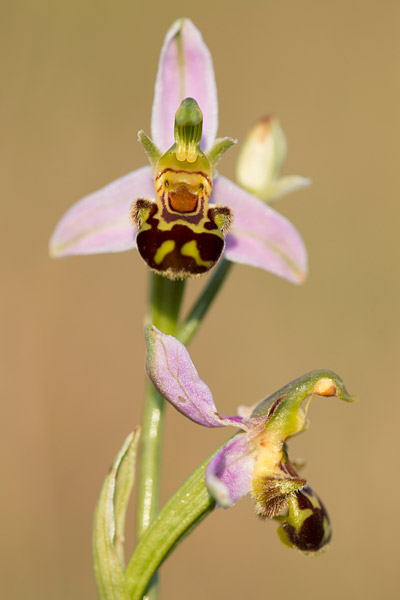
[49,19,307,284]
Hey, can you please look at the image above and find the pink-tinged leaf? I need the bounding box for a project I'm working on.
[212,176,308,283]
[151,18,218,152]
[49,166,154,257]
[205,434,257,508]
[145,326,244,429]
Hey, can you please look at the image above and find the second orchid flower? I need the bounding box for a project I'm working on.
[145,325,356,554]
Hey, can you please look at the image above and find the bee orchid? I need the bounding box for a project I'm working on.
[131,97,233,278]
[50,19,307,283]
[145,325,356,553]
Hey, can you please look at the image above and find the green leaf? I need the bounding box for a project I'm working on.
[125,454,216,600]
[93,429,140,600]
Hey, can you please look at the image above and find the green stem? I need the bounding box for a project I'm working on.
[136,273,185,598]
[135,261,232,598]
[177,259,233,345]
[148,272,186,336]
[126,454,216,600]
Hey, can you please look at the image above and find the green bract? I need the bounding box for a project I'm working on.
[93,430,140,600]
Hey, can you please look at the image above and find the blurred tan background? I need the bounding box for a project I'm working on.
[2,1,399,598]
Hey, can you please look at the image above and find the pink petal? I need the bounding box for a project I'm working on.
[145,326,244,429]
[212,176,308,283]
[205,434,257,507]
[49,166,154,257]
[151,19,218,152]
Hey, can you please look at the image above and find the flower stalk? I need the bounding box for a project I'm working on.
[137,275,185,538]
[136,274,185,599]
[177,258,233,345]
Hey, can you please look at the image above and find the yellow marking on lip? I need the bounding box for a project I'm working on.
[180,239,212,267]
[154,240,175,265]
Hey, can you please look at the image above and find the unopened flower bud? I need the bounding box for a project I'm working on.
[236,116,287,199]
